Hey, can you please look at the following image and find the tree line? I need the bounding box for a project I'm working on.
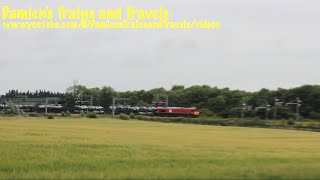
[2,85,320,119]
[2,90,64,98]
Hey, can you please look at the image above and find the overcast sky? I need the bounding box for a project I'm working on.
[0,0,319,94]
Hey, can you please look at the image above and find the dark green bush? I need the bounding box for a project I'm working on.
[231,119,270,127]
[136,115,148,120]
[119,114,130,120]
[86,112,98,119]
[287,120,295,125]
[47,115,55,119]
[61,111,71,117]
[66,111,71,117]
[200,108,215,117]
[130,114,136,119]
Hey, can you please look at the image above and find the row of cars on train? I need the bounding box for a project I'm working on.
[0,104,105,114]
[1,103,200,117]
[110,106,200,117]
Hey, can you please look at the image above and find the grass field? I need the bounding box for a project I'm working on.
[1,117,320,179]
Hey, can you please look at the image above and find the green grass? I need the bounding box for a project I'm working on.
[1,117,320,179]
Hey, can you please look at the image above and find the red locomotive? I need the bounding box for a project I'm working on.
[154,107,200,117]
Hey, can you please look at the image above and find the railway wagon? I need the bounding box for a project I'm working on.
[154,107,200,117]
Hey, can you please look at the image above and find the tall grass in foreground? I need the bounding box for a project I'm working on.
[1,117,320,179]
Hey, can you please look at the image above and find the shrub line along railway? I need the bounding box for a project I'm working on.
[0,97,201,117]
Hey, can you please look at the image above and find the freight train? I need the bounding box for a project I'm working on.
[1,102,200,117]
[154,107,200,117]
[110,106,200,117]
